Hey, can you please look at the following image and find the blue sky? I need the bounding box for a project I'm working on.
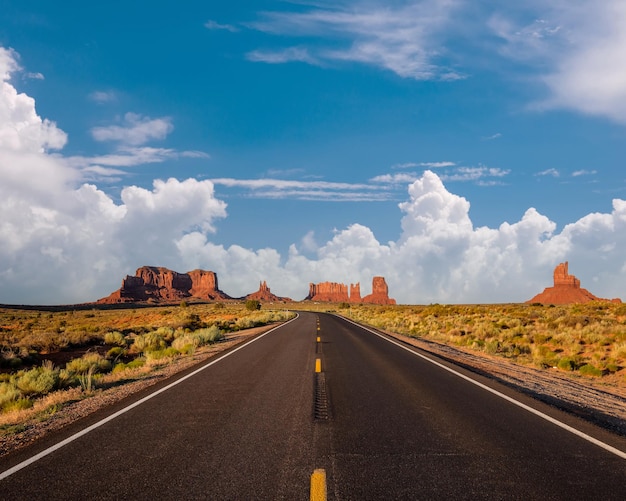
[1,0,625,304]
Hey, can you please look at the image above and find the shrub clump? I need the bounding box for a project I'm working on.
[578,364,603,377]
[65,353,111,376]
[104,331,126,346]
[16,363,60,397]
[245,300,261,311]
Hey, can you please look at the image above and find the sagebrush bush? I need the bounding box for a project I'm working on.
[104,331,126,346]
[579,364,603,377]
[131,333,166,354]
[3,397,33,413]
[65,353,111,375]
[145,348,179,361]
[0,381,21,408]
[16,363,60,396]
[112,358,146,373]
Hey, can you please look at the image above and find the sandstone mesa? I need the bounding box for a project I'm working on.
[97,267,394,304]
[527,262,621,305]
[306,276,396,305]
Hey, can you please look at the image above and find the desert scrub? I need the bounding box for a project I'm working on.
[104,331,126,346]
[15,362,60,397]
[64,353,111,376]
[145,347,180,362]
[0,381,22,411]
[130,332,166,354]
[171,325,223,352]
[340,302,626,382]
[112,358,146,373]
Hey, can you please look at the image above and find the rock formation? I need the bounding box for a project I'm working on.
[306,277,396,305]
[350,283,361,303]
[306,282,350,302]
[527,262,621,305]
[245,281,292,302]
[362,276,396,305]
[98,266,231,304]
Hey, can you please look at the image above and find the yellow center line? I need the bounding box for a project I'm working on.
[310,468,327,501]
[315,358,322,373]
[316,336,321,343]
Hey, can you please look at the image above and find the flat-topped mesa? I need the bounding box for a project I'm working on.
[306,282,350,302]
[305,276,396,305]
[97,266,231,304]
[527,262,621,305]
[245,281,292,302]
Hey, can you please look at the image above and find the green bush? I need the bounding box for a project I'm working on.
[0,381,21,409]
[145,348,179,361]
[106,346,126,360]
[245,300,261,311]
[104,331,126,346]
[557,357,577,371]
[112,358,146,373]
[131,333,166,354]
[3,397,33,413]
[578,364,603,377]
[16,364,60,396]
[194,325,223,344]
[65,353,111,375]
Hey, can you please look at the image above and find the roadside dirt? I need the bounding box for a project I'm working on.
[381,329,626,436]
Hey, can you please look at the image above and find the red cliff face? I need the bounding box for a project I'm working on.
[362,276,396,305]
[245,281,292,302]
[527,262,621,305]
[306,277,396,305]
[98,266,231,304]
[306,282,350,302]
[188,269,227,300]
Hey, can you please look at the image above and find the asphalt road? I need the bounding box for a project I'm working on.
[1,311,625,500]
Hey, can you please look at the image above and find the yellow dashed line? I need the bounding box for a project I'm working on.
[316,336,321,343]
[310,468,327,501]
[315,358,322,373]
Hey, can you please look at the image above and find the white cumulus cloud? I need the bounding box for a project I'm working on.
[0,47,227,304]
[2,45,625,305]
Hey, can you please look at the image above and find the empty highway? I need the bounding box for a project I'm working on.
[1,311,625,500]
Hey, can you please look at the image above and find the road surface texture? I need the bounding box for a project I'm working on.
[1,312,625,500]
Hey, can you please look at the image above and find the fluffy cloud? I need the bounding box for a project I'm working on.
[0,48,227,304]
[178,169,626,304]
[0,48,67,153]
[2,45,625,305]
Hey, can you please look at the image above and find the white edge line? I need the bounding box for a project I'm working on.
[0,314,300,481]
[337,314,626,461]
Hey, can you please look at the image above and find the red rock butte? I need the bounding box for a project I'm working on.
[306,276,396,305]
[245,281,292,302]
[98,266,232,304]
[526,262,621,305]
